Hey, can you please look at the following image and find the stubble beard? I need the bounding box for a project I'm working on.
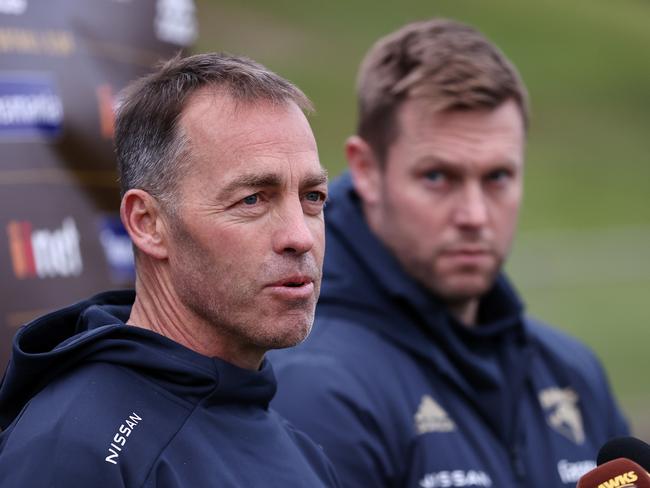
[175,258,318,353]
[425,251,504,305]
[166,206,322,355]
[172,234,319,354]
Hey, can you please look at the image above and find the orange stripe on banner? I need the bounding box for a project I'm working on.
[20,221,36,277]
[6,221,29,278]
[96,84,115,139]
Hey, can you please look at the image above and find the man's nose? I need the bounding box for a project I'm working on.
[272,199,316,255]
[453,182,488,228]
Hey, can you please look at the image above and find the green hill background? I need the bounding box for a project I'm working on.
[193,0,650,436]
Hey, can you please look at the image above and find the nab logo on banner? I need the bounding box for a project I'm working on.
[7,217,83,279]
[0,74,63,140]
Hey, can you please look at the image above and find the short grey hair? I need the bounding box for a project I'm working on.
[114,52,313,210]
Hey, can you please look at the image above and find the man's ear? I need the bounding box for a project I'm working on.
[120,189,169,260]
[345,135,382,205]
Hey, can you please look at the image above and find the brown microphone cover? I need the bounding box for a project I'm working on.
[577,458,650,488]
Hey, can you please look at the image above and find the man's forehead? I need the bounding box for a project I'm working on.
[221,166,328,192]
[392,99,525,156]
[180,89,251,139]
[399,97,526,134]
[177,87,321,191]
[181,93,313,150]
[181,87,301,127]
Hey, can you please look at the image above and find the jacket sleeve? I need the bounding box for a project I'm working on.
[0,424,127,488]
[272,354,401,488]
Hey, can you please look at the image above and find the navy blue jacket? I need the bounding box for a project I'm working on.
[271,173,629,487]
[0,291,340,487]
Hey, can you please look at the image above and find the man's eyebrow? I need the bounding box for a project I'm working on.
[219,167,327,198]
[220,173,282,197]
[415,156,519,169]
[302,168,329,188]
[414,156,451,168]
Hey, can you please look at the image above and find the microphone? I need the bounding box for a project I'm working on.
[598,436,650,472]
[576,458,650,487]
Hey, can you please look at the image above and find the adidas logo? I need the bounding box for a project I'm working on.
[415,395,456,434]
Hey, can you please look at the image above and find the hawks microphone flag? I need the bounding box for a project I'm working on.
[577,458,650,488]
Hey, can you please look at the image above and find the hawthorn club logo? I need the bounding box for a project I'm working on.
[538,387,585,445]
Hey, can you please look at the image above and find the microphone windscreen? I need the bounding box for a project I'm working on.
[577,458,650,488]
[598,436,650,472]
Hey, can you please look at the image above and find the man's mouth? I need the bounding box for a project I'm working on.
[284,282,306,288]
[443,244,491,254]
[265,276,316,300]
[272,275,313,288]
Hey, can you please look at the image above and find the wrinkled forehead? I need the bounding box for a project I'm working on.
[181,88,315,156]
[176,91,321,193]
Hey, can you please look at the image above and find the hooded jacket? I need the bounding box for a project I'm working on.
[0,290,340,487]
[270,172,629,488]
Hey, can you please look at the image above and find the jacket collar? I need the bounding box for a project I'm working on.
[0,290,277,429]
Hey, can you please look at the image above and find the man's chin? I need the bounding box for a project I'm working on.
[432,275,496,302]
[261,319,313,351]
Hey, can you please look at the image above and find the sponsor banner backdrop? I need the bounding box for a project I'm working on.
[0,0,197,367]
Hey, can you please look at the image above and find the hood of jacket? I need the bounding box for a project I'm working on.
[0,290,276,429]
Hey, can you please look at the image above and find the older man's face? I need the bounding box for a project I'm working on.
[166,89,326,360]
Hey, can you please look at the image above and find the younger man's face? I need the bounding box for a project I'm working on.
[367,98,525,303]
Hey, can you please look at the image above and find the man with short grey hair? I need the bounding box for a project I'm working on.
[271,18,628,487]
[0,53,339,487]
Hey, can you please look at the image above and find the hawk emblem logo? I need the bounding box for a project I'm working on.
[539,387,585,445]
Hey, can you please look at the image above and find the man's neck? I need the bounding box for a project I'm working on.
[447,298,480,327]
[127,268,264,370]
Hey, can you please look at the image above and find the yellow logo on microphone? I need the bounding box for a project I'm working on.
[597,470,638,488]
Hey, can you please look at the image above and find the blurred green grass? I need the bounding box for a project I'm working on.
[194,0,650,434]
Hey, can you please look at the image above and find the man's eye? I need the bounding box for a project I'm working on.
[305,191,324,203]
[424,171,444,182]
[242,194,259,205]
[487,170,511,182]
